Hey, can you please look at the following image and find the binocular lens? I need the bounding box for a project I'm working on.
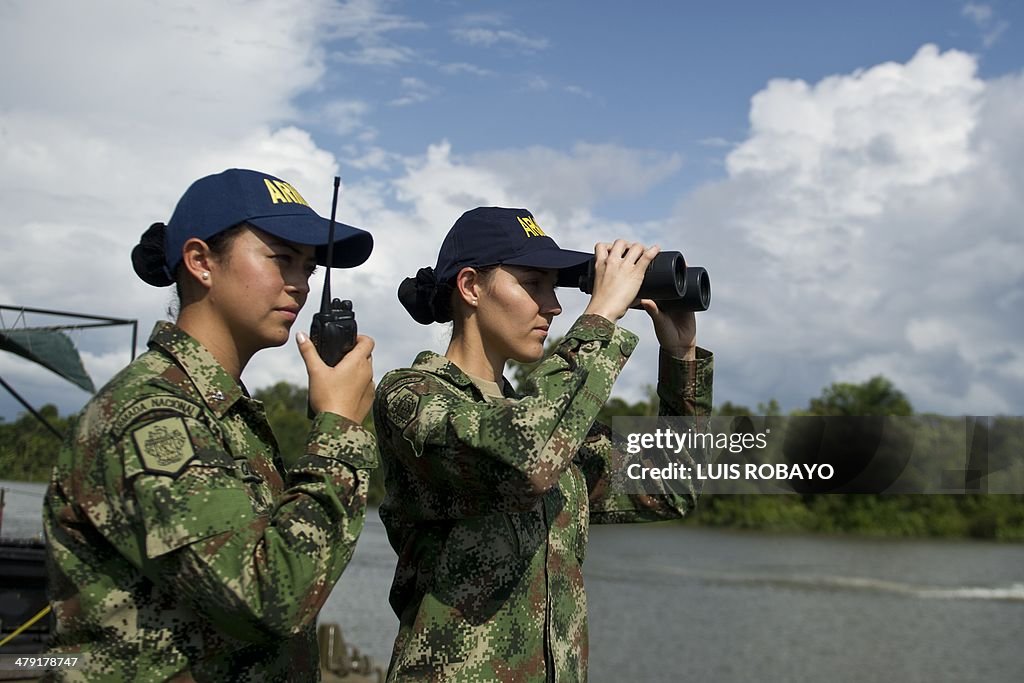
[684,266,711,312]
[576,249,711,311]
[638,251,687,301]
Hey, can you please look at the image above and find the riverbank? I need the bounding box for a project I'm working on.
[682,492,1024,541]
[5,473,1023,542]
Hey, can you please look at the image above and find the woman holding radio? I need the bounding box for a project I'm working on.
[43,168,377,680]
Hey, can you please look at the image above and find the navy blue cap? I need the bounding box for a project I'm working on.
[434,207,591,283]
[164,168,373,275]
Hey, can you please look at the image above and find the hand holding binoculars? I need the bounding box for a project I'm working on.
[567,250,711,311]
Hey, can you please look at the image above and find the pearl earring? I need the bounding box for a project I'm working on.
[201,272,209,280]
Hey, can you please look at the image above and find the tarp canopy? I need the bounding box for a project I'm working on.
[0,328,95,393]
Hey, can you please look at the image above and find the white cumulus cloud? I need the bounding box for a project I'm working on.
[664,44,1023,415]
[0,0,367,417]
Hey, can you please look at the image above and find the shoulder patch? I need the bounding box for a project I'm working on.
[112,395,203,435]
[382,375,428,423]
[388,389,420,428]
[131,417,196,476]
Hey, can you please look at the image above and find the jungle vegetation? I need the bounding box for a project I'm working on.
[3,374,1021,540]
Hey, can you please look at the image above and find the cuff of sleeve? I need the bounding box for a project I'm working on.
[565,314,617,342]
[305,412,379,470]
[658,347,714,413]
[565,314,640,357]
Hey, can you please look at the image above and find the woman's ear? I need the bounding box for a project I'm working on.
[181,237,213,288]
[454,267,482,308]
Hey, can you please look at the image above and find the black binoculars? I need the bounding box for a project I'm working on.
[566,250,711,311]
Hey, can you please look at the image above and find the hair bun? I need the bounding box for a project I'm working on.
[398,267,453,324]
[131,222,175,287]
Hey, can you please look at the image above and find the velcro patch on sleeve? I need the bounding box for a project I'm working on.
[131,417,196,476]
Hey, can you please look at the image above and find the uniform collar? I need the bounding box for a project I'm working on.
[410,350,516,398]
[147,321,245,415]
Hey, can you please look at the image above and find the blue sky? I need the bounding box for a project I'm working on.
[317,1,1021,189]
[1,0,1022,420]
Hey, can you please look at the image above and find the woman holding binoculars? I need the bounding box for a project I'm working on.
[374,206,714,681]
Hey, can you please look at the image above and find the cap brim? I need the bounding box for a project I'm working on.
[502,247,591,271]
[502,247,592,288]
[248,214,374,268]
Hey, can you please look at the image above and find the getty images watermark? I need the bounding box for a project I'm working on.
[623,425,835,482]
[610,415,1024,495]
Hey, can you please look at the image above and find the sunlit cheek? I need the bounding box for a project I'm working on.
[518,339,546,364]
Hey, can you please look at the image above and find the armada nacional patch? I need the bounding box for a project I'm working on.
[113,395,203,435]
[131,417,196,476]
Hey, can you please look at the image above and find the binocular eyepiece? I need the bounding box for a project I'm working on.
[570,250,711,311]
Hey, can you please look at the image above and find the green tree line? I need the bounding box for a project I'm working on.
[700,377,1024,540]
[3,375,1021,540]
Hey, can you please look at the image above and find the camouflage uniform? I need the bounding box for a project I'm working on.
[42,322,377,682]
[373,314,713,682]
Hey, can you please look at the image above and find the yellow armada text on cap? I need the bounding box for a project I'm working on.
[517,215,547,238]
[263,178,310,206]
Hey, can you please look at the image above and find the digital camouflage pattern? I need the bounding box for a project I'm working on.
[42,322,377,682]
[373,314,713,682]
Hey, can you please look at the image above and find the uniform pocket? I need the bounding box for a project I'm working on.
[501,513,522,556]
[432,511,541,625]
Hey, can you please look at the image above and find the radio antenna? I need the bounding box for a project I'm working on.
[320,176,341,312]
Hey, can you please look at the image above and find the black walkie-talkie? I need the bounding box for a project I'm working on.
[308,177,357,417]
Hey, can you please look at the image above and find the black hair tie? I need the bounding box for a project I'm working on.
[397,267,437,324]
[397,266,455,324]
[131,222,175,287]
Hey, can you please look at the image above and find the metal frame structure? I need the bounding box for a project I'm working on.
[0,305,138,439]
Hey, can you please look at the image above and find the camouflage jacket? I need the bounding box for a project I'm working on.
[373,314,713,682]
[42,322,377,682]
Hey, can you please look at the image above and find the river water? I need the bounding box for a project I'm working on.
[3,480,1022,682]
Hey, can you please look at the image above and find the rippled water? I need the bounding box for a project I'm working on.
[5,481,1023,682]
